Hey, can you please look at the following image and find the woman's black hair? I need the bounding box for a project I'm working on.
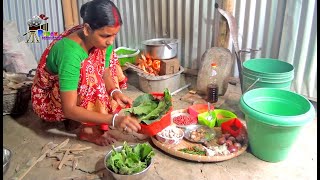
[80,0,122,30]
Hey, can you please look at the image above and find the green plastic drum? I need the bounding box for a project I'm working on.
[239,88,315,162]
[242,58,294,92]
[243,58,294,76]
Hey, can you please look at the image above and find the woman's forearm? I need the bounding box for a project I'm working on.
[103,68,117,92]
[63,105,114,125]
[102,67,132,107]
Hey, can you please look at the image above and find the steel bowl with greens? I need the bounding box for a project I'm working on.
[105,142,155,179]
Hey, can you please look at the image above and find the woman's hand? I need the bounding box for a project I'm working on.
[114,115,141,133]
[112,91,133,108]
[103,68,132,108]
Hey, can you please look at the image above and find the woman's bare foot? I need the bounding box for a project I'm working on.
[78,125,117,146]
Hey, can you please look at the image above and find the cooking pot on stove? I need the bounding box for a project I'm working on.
[142,38,178,59]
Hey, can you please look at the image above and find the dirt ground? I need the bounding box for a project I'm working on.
[3,71,317,180]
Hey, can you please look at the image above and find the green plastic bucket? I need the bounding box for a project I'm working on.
[242,70,294,91]
[239,88,315,162]
[242,58,294,92]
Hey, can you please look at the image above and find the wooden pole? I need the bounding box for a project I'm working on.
[62,0,74,30]
[217,0,235,48]
[71,0,79,26]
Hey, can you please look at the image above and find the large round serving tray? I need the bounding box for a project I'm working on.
[151,109,248,162]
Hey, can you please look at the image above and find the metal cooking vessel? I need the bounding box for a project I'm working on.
[3,147,11,174]
[142,38,178,59]
[104,145,153,180]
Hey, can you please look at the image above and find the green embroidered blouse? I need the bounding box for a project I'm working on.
[46,38,113,91]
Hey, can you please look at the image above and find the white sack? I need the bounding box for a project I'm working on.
[3,21,38,73]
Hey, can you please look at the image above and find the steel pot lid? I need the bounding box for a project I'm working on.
[142,38,178,46]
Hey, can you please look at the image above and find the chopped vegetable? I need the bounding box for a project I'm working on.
[207,144,230,155]
[178,146,206,156]
[106,142,155,175]
[203,146,216,156]
[158,126,183,139]
[173,114,197,126]
[189,128,214,142]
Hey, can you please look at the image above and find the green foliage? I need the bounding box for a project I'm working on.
[124,88,172,124]
[106,142,155,175]
[178,146,206,156]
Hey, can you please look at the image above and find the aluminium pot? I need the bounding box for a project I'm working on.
[142,38,178,59]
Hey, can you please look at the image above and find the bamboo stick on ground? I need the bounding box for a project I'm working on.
[59,146,92,152]
[10,139,70,180]
[58,150,70,170]
[47,138,69,157]
[10,148,51,180]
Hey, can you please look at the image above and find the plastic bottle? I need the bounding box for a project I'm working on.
[207,63,219,103]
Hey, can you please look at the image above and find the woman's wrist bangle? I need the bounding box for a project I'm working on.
[107,88,116,96]
[110,89,122,97]
[112,113,119,128]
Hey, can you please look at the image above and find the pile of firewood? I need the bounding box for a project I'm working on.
[136,54,161,76]
[11,139,92,180]
[3,71,34,115]
[3,71,33,91]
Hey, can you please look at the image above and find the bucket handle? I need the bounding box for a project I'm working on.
[244,77,260,93]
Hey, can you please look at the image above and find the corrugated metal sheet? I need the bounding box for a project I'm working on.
[233,0,317,100]
[3,0,65,62]
[4,0,316,100]
[75,0,314,100]
[112,0,220,69]
[279,0,317,100]
[77,0,218,69]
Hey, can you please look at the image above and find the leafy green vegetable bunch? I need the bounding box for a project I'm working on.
[106,142,155,175]
[124,88,172,125]
[179,146,206,156]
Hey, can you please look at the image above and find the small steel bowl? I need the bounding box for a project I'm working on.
[104,145,153,180]
[171,112,198,128]
[184,125,216,143]
[3,147,12,174]
[156,125,184,145]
